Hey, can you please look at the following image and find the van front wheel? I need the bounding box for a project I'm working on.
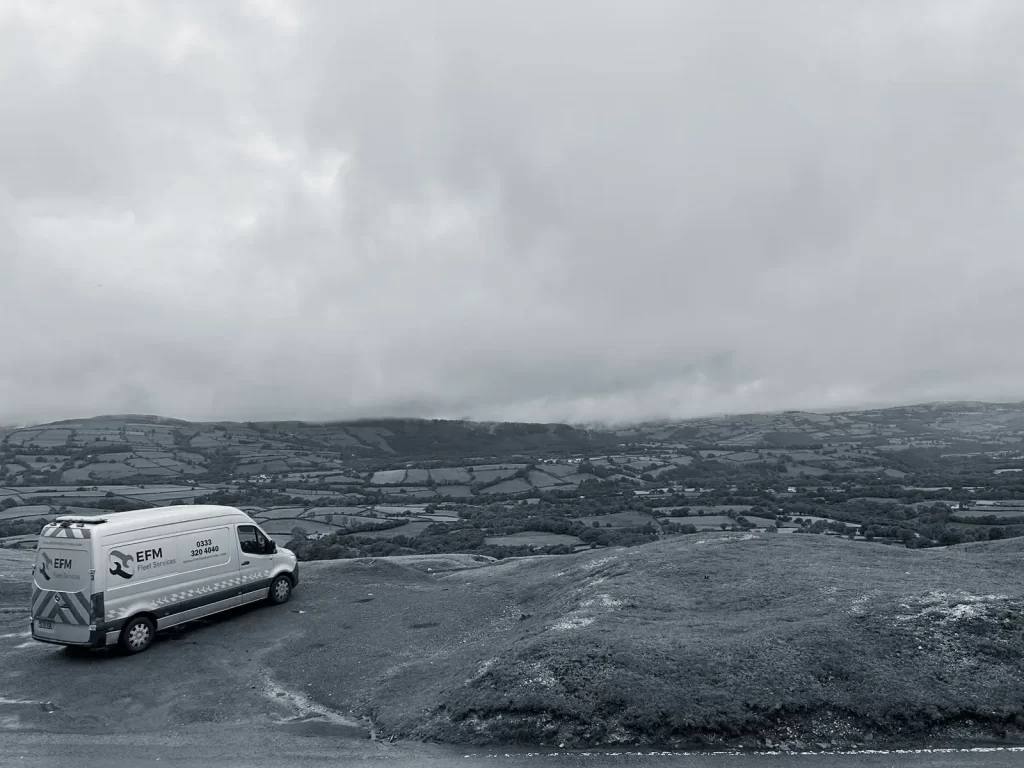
[269,575,292,605]
[120,616,155,654]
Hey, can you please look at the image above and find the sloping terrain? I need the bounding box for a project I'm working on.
[295,535,1024,750]
[0,549,33,608]
[272,536,1024,750]
[2,537,1023,753]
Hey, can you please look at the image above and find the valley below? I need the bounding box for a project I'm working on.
[2,401,1024,764]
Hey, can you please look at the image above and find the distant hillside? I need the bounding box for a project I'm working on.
[6,401,1024,554]
[286,418,620,459]
[2,415,619,462]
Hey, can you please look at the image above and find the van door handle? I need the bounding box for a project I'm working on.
[242,560,250,566]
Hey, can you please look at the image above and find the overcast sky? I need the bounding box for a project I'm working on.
[2,0,1024,426]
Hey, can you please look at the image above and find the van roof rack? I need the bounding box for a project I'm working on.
[54,516,110,525]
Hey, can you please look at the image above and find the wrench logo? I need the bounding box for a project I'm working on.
[39,552,53,581]
[108,549,135,580]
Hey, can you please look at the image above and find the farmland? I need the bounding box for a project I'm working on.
[483,532,583,547]
[4,402,1024,753]
[3,402,1024,557]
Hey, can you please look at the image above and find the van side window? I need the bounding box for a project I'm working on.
[238,525,272,555]
[238,525,260,555]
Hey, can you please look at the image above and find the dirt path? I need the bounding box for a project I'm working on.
[0,555,515,740]
[0,553,525,766]
[3,544,1024,764]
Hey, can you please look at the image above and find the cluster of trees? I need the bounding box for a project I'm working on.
[195,489,313,508]
[0,518,42,538]
[90,497,152,513]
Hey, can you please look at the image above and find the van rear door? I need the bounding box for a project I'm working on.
[32,524,95,644]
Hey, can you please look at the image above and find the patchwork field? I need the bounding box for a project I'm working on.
[480,479,532,495]
[574,511,657,528]
[437,486,474,497]
[252,506,308,520]
[371,469,407,485]
[351,521,433,539]
[260,519,340,536]
[483,532,582,547]
[681,515,749,528]
[957,507,1024,519]
[0,505,52,521]
[472,468,518,484]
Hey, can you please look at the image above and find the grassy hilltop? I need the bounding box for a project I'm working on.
[271,533,1024,750]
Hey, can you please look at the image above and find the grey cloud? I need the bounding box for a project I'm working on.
[2,0,1024,425]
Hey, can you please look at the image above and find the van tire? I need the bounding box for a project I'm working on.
[269,575,292,605]
[120,616,156,654]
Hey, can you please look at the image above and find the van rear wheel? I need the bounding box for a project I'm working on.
[120,616,155,654]
[269,575,292,605]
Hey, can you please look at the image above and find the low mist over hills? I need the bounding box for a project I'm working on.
[8,398,1024,463]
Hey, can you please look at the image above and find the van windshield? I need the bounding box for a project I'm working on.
[34,535,93,595]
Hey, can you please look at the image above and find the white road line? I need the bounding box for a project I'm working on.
[459,746,1024,758]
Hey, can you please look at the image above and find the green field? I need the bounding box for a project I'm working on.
[352,521,433,539]
[682,505,753,515]
[471,468,519,483]
[436,485,473,497]
[371,470,406,485]
[303,514,383,526]
[0,505,52,521]
[260,518,339,536]
[427,468,471,483]
[374,505,425,515]
[681,515,750,528]
[253,506,308,520]
[956,507,1024,519]
[480,479,533,495]
[301,505,372,516]
[575,511,657,528]
[380,487,435,497]
[538,464,576,477]
[483,532,582,547]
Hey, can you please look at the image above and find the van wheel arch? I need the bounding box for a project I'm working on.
[268,574,292,605]
[119,613,158,654]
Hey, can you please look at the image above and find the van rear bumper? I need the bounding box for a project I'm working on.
[31,619,119,648]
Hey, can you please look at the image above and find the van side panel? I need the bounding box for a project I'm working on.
[103,524,241,631]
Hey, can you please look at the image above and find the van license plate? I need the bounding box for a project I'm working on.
[37,620,53,630]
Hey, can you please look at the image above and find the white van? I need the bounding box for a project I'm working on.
[29,504,299,654]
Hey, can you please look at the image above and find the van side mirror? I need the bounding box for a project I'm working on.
[267,540,277,554]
